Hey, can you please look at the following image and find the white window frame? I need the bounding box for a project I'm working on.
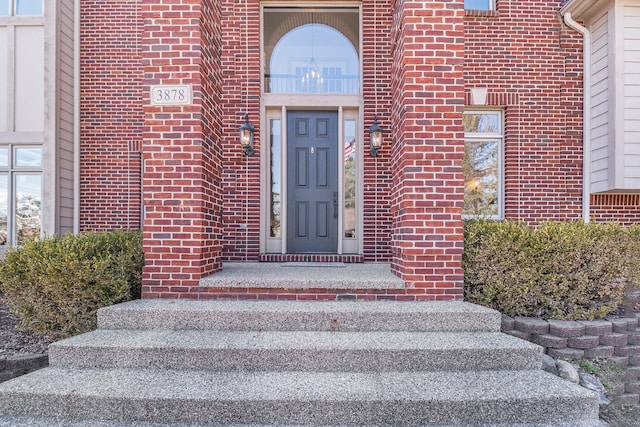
[463,109,504,220]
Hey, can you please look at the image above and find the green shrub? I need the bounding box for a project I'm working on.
[0,230,143,340]
[464,220,640,320]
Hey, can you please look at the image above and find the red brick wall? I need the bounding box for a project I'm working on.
[389,0,466,299]
[80,0,144,231]
[590,194,640,225]
[219,0,262,262]
[140,0,223,297]
[465,0,640,224]
[218,0,396,263]
[78,0,639,299]
[362,0,394,263]
[464,0,585,223]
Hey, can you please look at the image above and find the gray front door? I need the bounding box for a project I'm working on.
[287,111,339,253]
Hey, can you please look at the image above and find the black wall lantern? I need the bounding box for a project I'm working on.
[369,115,383,157]
[239,113,255,156]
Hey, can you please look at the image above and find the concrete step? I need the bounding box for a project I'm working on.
[0,416,607,427]
[0,417,211,427]
[48,329,542,372]
[97,299,501,332]
[199,262,404,290]
[0,367,599,426]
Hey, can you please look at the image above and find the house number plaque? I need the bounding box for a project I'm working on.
[150,85,192,106]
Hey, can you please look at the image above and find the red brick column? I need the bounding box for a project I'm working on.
[389,0,466,299]
[141,0,223,297]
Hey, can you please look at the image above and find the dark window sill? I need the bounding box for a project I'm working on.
[465,9,498,18]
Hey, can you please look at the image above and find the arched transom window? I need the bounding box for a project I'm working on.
[263,7,360,94]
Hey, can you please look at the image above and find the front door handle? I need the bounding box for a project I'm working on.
[333,192,338,219]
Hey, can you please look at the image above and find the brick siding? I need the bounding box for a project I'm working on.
[78,0,640,298]
[79,0,144,231]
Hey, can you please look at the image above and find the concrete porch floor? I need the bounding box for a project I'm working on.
[199,262,405,289]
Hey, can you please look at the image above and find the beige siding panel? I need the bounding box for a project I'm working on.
[627,4,640,17]
[624,5,640,187]
[56,0,75,235]
[14,26,44,133]
[0,27,7,132]
[590,9,611,192]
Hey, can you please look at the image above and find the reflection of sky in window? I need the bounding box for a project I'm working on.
[464,0,491,10]
[464,114,499,134]
[271,120,281,196]
[16,0,42,15]
[345,120,356,142]
[16,174,41,197]
[344,119,356,161]
[0,0,8,15]
[0,149,8,167]
[15,147,42,167]
[271,24,358,78]
[471,141,498,172]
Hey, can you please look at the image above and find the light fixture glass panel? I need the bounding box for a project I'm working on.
[15,147,42,167]
[15,0,42,15]
[269,119,281,238]
[343,119,356,239]
[15,173,41,245]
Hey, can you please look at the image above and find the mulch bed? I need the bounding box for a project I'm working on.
[0,298,51,358]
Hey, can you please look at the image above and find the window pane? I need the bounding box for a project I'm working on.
[464,113,499,134]
[264,8,360,94]
[464,0,492,10]
[15,0,42,15]
[0,174,7,245]
[463,140,499,217]
[15,147,42,167]
[0,0,9,16]
[269,119,281,238]
[343,119,357,238]
[0,148,8,167]
[15,174,41,245]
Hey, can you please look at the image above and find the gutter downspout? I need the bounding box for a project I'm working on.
[563,12,591,223]
[73,0,80,233]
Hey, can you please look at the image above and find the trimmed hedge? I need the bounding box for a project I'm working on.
[464,220,640,320]
[0,231,143,340]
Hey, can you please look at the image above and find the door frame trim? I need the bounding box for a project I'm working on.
[260,103,363,255]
